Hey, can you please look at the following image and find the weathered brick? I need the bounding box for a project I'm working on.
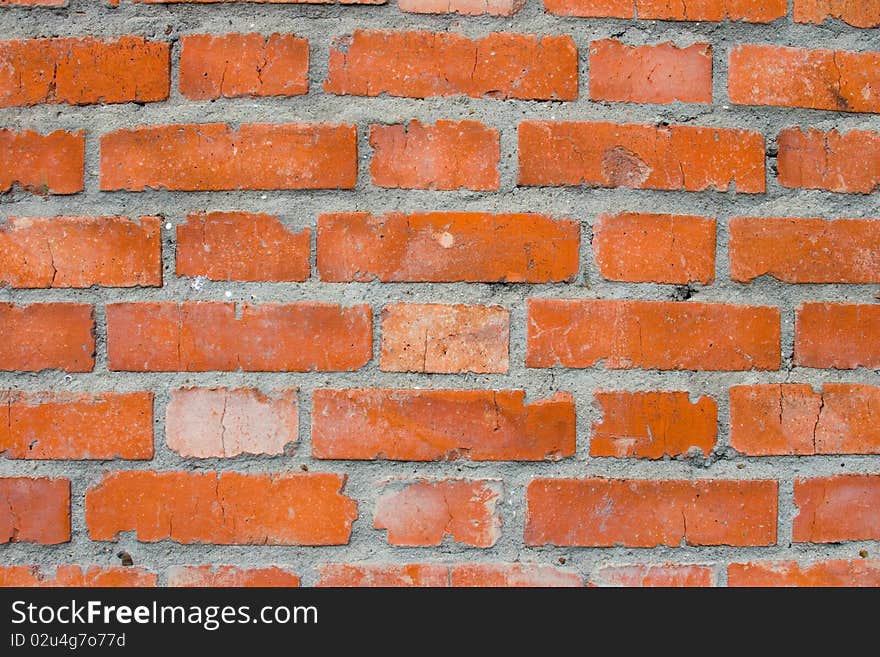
[312,389,576,461]
[165,388,298,457]
[176,212,310,282]
[167,566,300,587]
[730,384,880,455]
[0,129,84,195]
[527,299,780,371]
[519,121,765,192]
[1,391,153,459]
[325,30,577,100]
[369,121,499,191]
[526,478,777,547]
[589,40,712,104]
[794,0,880,27]
[544,0,787,21]
[592,213,716,284]
[380,304,509,374]
[317,212,579,283]
[591,564,716,587]
[0,478,69,544]
[375,479,502,547]
[0,216,162,288]
[317,564,450,587]
[85,471,357,545]
[100,123,357,191]
[399,0,524,15]
[794,475,880,543]
[728,560,880,587]
[0,303,94,372]
[777,127,880,194]
[590,391,717,459]
[794,303,880,369]
[0,566,155,587]
[449,564,582,587]
[106,302,371,372]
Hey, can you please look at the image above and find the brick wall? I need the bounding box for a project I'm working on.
[0,0,878,588]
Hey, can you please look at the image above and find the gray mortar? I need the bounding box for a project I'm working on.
[0,0,878,587]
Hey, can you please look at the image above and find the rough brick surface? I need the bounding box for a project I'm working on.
[544,0,787,21]
[777,128,880,194]
[793,475,880,543]
[591,564,716,587]
[793,0,880,27]
[167,566,300,587]
[0,303,95,372]
[0,129,84,194]
[0,478,70,544]
[794,303,880,369]
[0,566,156,587]
[728,560,880,587]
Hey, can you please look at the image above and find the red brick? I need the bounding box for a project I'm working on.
[122,0,384,4]
[527,299,780,371]
[794,0,880,27]
[317,212,579,283]
[589,40,712,104]
[730,384,880,456]
[312,389,576,461]
[85,471,357,545]
[179,33,308,100]
[0,566,156,587]
[590,391,717,459]
[591,564,715,587]
[450,564,582,587]
[526,478,777,547]
[375,479,502,547]
[544,0,787,21]
[519,121,765,192]
[317,564,450,587]
[369,121,499,191]
[592,213,716,284]
[0,0,66,5]
[729,45,879,113]
[168,566,300,587]
[0,391,153,459]
[794,303,880,369]
[729,217,880,283]
[0,303,94,372]
[165,387,298,457]
[777,127,880,194]
[0,37,169,107]
[100,123,357,191]
[728,560,880,587]
[325,30,577,101]
[176,212,310,282]
[794,475,880,543]
[399,0,524,15]
[106,302,371,372]
[0,216,162,288]
[0,478,69,544]
[0,129,83,195]
[380,303,509,374]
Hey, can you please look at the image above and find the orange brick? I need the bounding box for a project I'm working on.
[317,564,450,587]
[369,121,499,191]
[729,217,880,283]
[526,478,778,547]
[312,389,576,461]
[106,302,371,372]
[729,45,879,113]
[0,303,94,372]
[1,391,153,459]
[380,304,509,374]
[794,0,880,27]
[168,566,300,587]
[0,216,162,288]
[85,471,356,545]
[544,0,787,21]
[592,213,716,284]
[375,479,502,547]
[795,303,880,369]
[450,563,582,587]
[794,475,880,543]
[399,0,525,15]
[0,478,69,544]
[176,212,310,282]
[777,127,880,194]
[728,560,880,587]
[0,37,169,107]
[100,123,357,191]
[519,122,765,192]
[730,384,880,455]
[325,30,577,100]
[0,129,84,195]
[527,299,780,371]
[317,212,579,283]
[0,566,155,587]
[589,40,712,104]
[591,564,716,587]
[165,388,298,457]
[179,33,308,100]
[590,391,717,459]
